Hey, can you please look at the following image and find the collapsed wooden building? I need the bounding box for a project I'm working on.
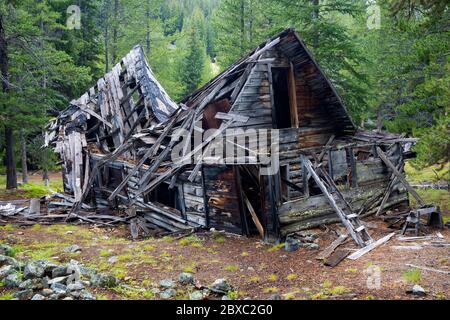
[46,29,417,244]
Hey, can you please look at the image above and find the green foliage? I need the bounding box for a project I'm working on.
[403,268,422,284]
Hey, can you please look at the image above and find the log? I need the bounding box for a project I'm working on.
[347,233,396,260]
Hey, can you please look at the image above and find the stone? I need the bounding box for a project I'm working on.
[52,267,68,278]
[63,297,74,300]
[80,290,96,300]
[31,294,46,300]
[67,282,85,292]
[178,273,194,285]
[285,238,300,252]
[48,293,65,300]
[211,279,231,293]
[0,254,19,268]
[19,278,47,290]
[0,265,15,279]
[79,266,97,279]
[64,245,82,253]
[15,289,34,300]
[160,289,177,299]
[0,244,15,257]
[90,273,118,288]
[50,282,67,295]
[48,276,68,286]
[43,263,59,275]
[151,288,161,295]
[41,289,54,297]
[190,291,204,300]
[410,285,426,297]
[4,273,22,288]
[247,267,255,272]
[160,279,175,289]
[23,260,47,279]
[222,295,231,300]
[108,256,118,264]
[269,293,282,300]
[69,290,82,299]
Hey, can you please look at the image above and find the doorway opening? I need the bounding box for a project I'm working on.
[272,67,292,129]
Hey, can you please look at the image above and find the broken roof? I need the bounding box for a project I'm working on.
[182,28,356,134]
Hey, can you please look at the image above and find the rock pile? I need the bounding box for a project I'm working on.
[0,245,118,300]
[285,231,320,251]
[156,274,233,300]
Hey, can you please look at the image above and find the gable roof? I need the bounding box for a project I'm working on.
[181,28,356,134]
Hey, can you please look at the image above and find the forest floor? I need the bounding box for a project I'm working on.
[0,165,449,300]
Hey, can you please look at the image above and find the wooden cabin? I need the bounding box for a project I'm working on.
[48,29,413,241]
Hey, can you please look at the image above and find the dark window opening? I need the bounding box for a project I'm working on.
[272,68,292,129]
[148,182,178,209]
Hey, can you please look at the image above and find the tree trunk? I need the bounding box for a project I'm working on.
[311,0,319,49]
[21,130,28,184]
[5,127,17,189]
[146,0,151,55]
[376,105,383,132]
[112,0,119,64]
[103,0,110,72]
[240,0,245,55]
[1,13,17,189]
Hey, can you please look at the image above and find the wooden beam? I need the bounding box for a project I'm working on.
[288,62,299,128]
[242,192,264,238]
[376,147,425,206]
[347,233,396,260]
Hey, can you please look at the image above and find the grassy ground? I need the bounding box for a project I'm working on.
[0,173,63,199]
[1,223,449,300]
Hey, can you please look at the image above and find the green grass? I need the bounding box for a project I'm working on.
[403,268,422,284]
[405,162,449,184]
[0,292,15,300]
[411,189,450,212]
[224,264,239,272]
[0,174,64,199]
[267,243,285,252]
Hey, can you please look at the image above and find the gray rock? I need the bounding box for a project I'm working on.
[151,288,161,295]
[79,267,97,279]
[63,297,74,300]
[52,266,68,278]
[0,265,15,279]
[19,278,47,290]
[178,273,194,285]
[48,293,65,300]
[80,290,96,300]
[269,293,282,300]
[4,273,22,288]
[190,291,204,300]
[67,282,85,292]
[69,290,82,299]
[23,260,47,279]
[411,285,426,297]
[299,243,320,250]
[41,288,54,297]
[64,245,82,253]
[31,294,46,301]
[211,279,231,293]
[90,273,118,288]
[222,295,231,300]
[0,244,15,257]
[108,256,118,264]
[43,263,59,275]
[0,254,19,268]
[50,282,67,294]
[160,279,175,289]
[48,276,68,285]
[15,289,34,300]
[160,289,177,299]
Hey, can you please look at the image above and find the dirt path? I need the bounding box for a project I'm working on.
[1,220,448,300]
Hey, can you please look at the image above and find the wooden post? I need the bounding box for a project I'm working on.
[288,62,299,128]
